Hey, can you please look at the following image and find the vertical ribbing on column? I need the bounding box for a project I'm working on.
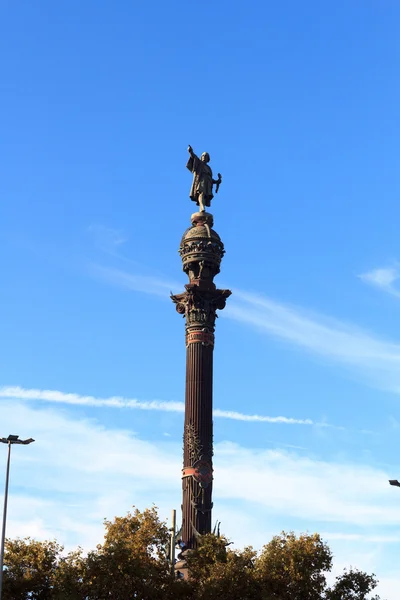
[173,211,231,555]
[182,341,214,547]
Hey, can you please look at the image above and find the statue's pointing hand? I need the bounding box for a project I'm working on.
[188,145,194,156]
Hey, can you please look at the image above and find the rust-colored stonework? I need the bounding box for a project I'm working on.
[171,154,231,550]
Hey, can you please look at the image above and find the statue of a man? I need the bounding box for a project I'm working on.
[186,145,222,212]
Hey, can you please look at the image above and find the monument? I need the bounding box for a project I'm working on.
[171,146,231,554]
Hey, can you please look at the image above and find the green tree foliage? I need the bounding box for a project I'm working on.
[52,548,86,600]
[325,568,381,600]
[255,531,333,600]
[83,507,181,600]
[1,509,384,600]
[186,534,260,600]
[2,538,83,600]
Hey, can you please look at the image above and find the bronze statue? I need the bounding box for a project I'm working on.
[186,145,222,212]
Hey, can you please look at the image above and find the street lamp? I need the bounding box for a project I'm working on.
[0,435,34,600]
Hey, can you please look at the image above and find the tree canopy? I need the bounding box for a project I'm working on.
[2,507,383,600]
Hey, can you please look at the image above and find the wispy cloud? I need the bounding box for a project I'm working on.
[212,408,312,424]
[0,402,396,597]
[88,264,400,393]
[321,532,400,543]
[227,289,400,392]
[2,402,398,543]
[0,386,184,412]
[228,289,399,360]
[226,287,400,395]
[88,224,128,252]
[216,440,399,527]
[90,264,178,298]
[0,386,313,425]
[359,264,400,298]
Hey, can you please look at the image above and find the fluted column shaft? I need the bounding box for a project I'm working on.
[171,211,230,550]
[182,339,214,547]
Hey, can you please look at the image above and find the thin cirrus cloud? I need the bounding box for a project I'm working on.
[228,289,400,377]
[90,264,179,298]
[90,263,400,394]
[1,402,399,538]
[359,264,400,298]
[88,224,128,253]
[1,401,396,598]
[0,386,313,425]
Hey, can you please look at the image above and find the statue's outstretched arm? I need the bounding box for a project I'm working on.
[212,173,222,184]
[213,173,222,193]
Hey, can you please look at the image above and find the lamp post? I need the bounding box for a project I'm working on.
[0,435,34,600]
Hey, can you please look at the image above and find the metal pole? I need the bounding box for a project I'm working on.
[0,442,11,600]
[170,509,176,569]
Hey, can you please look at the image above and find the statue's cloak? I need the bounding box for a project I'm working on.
[186,155,214,207]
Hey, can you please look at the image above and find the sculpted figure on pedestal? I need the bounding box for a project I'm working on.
[186,145,222,212]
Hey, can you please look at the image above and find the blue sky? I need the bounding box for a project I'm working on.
[2,0,400,596]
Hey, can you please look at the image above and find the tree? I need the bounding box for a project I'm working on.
[83,506,182,600]
[2,537,83,600]
[255,531,333,600]
[52,548,86,600]
[325,568,381,600]
[1,510,385,600]
[186,534,260,600]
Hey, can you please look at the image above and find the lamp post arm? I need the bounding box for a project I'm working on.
[0,442,11,600]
